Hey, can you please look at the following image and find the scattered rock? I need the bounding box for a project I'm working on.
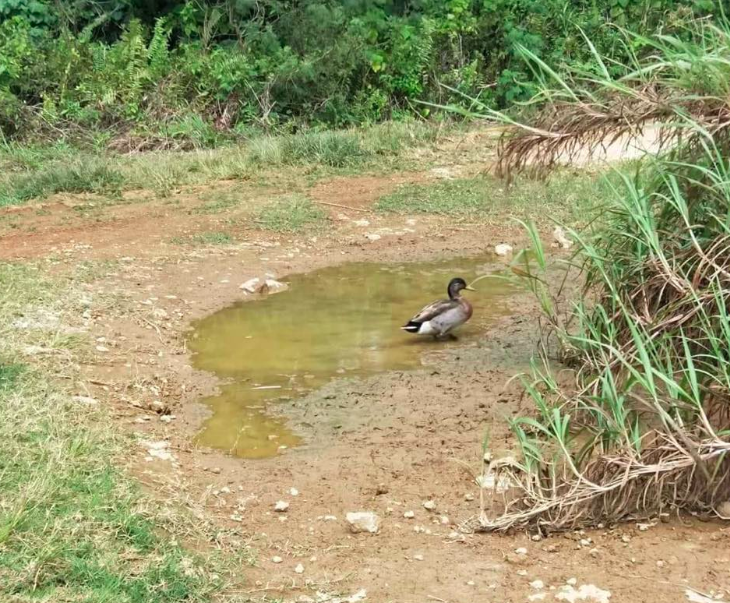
[685,589,717,603]
[413,554,424,561]
[528,594,547,602]
[555,584,611,603]
[515,547,528,555]
[531,580,545,590]
[365,233,381,242]
[494,243,513,257]
[354,219,370,227]
[141,440,175,462]
[553,226,574,249]
[439,515,450,525]
[294,563,304,574]
[272,556,283,564]
[346,511,380,534]
[240,278,261,294]
[464,493,475,501]
[621,534,631,543]
[274,501,290,512]
[567,579,577,586]
[403,510,415,519]
[72,395,98,405]
[422,500,436,511]
[210,467,221,474]
[289,487,299,497]
[656,560,665,568]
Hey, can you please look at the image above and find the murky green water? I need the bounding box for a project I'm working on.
[188,255,520,458]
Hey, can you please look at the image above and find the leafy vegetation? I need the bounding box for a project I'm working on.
[0,264,223,602]
[0,0,715,146]
[477,14,730,530]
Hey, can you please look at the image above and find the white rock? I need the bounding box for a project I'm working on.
[685,589,716,603]
[555,584,611,603]
[716,500,730,519]
[413,554,424,561]
[274,500,289,512]
[354,219,370,227]
[531,580,545,590]
[365,233,381,242]
[553,226,574,249]
[264,278,286,291]
[566,578,577,586]
[494,243,513,257]
[346,511,380,534]
[289,487,299,496]
[439,515,450,525]
[515,547,528,555]
[422,500,436,511]
[240,278,261,293]
[528,595,547,602]
[403,510,415,519]
[294,563,304,574]
[464,493,475,501]
[517,570,528,576]
[72,395,98,405]
[141,440,175,462]
[272,556,283,564]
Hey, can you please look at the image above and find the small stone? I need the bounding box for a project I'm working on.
[230,514,243,522]
[274,501,289,512]
[294,563,304,574]
[422,500,436,511]
[466,581,475,587]
[579,538,591,547]
[240,278,261,294]
[589,548,600,557]
[365,233,381,242]
[440,515,450,525]
[657,560,665,568]
[531,534,542,542]
[546,545,558,553]
[530,580,545,590]
[494,243,513,256]
[220,486,231,494]
[375,484,389,495]
[272,556,283,564]
[566,578,577,586]
[346,511,380,534]
[210,467,221,474]
[413,554,424,561]
[517,570,528,576]
[404,510,415,519]
[354,219,370,227]
[464,493,474,501]
[621,534,631,543]
[95,345,109,353]
[515,547,528,555]
[289,488,299,497]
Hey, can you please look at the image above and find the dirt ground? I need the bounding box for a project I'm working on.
[2,131,728,603]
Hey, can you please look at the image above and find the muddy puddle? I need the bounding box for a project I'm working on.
[188,255,522,458]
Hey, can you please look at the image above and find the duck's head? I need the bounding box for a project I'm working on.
[447,277,475,299]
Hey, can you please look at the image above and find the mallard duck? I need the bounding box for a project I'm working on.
[401,277,474,338]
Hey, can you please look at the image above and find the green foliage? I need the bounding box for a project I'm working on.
[0,0,714,144]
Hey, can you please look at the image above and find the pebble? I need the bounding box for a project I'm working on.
[530,580,545,590]
[346,511,380,534]
[365,233,381,242]
[517,570,528,576]
[566,578,577,586]
[464,493,475,501]
[440,515,450,525]
[422,500,436,511]
[289,488,299,497]
[657,560,665,568]
[494,243,513,256]
[272,556,283,564]
[274,501,289,512]
[413,554,424,561]
[404,510,415,519]
[294,563,304,574]
[515,547,528,555]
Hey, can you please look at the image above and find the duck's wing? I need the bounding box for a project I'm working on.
[407,298,457,324]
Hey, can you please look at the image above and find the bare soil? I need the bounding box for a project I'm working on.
[2,132,727,603]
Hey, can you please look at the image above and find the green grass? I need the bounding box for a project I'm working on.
[0,121,443,208]
[255,195,328,232]
[375,171,610,221]
[171,231,234,245]
[0,263,226,602]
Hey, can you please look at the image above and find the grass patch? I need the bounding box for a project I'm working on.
[172,231,234,245]
[0,263,224,601]
[0,164,124,207]
[375,172,611,221]
[0,121,443,207]
[255,195,327,232]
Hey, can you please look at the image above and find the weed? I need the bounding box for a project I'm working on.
[172,231,234,245]
[255,195,327,232]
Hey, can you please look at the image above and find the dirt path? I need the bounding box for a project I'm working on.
[2,132,727,603]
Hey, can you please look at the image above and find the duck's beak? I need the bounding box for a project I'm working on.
[465,286,476,291]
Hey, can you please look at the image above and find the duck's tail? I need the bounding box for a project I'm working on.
[401,321,421,333]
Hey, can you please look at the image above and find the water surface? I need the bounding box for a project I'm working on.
[189,255,520,458]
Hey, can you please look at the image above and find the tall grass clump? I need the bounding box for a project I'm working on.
[473,14,730,532]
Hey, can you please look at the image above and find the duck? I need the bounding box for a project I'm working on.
[401,277,474,338]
